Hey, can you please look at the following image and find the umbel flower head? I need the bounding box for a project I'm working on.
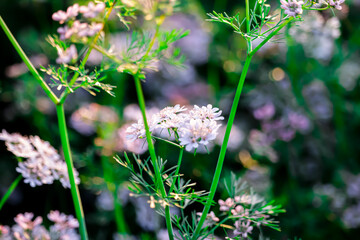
[126,104,223,152]
[0,130,80,188]
[280,0,304,17]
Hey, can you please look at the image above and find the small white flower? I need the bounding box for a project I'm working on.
[190,104,224,121]
[178,118,220,151]
[280,0,304,17]
[126,120,147,140]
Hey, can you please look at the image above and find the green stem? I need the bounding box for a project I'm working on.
[0,175,22,211]
[56,104,88,240]
[249,17,292,56]
[245,0,252,51]
[0,16,59,104]
[169,147,184,193]
[134,76,174,240]
[59,1,117,103]
[192,55,253,239]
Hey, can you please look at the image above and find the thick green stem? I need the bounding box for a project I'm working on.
[0,175,22,211]
[192,55,252,239]
[134,76,174,240]
[169,147,184,193]
[56,104,88,240]
[0,16,59,104]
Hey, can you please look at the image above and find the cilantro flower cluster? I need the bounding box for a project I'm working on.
[0,130,80,188]
[218,195,270,238]
[0,211,79,240]
[329,0,345,10]
[280,0,304,17]
[126,104,224,152]
[51,1,105,64]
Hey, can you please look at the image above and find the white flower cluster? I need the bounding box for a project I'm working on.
[126,104,224,152]
[0,130,80,188]
[280,0,304,17]
[0,211,79,240]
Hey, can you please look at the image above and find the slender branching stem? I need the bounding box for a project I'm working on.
[56,104,88,240]
[249,17,293,56]
[59,1,117,104]
[192,54,253,239]
[169,147,184,193]
[0,175,22,211]
[134,76,174,240]
[245,0,252,50]
[0,16,59,104]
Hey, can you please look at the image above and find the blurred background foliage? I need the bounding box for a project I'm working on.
[1,0,360,239]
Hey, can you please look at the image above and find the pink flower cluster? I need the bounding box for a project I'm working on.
[329,0,346,10]
[280,0,304,17]
[218,195,272,238]
[52,2,105,23]
[52,2,105,41]
[0,211,79,240]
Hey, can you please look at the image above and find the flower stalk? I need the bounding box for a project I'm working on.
[192,54,253,239]
[134,76,174,240]
[56,104,88,240]
[0,175,22,211]
[0,16,59,104]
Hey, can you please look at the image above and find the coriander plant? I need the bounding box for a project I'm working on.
[0,0,346,239]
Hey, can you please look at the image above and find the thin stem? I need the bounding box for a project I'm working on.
[245,0,252,51]
[143,23,161,60]
[0,175,22,211]
[169,147,184,193]
[134,76,174,240]
[0,16,59,104]
[59,1,117,104]
[56,104,88,240]
[249,17,292,56]
[192,55,253,239]
[152,136,183,149]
